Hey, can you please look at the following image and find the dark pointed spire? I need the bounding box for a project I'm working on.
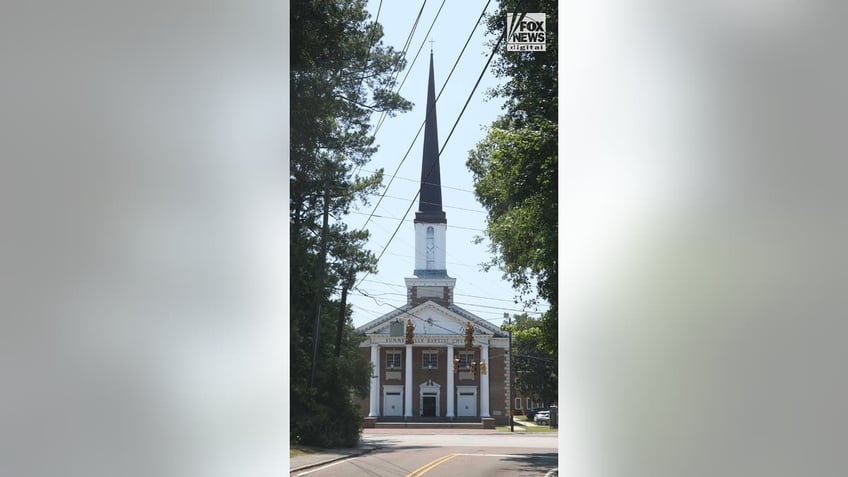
[415,52,446,224]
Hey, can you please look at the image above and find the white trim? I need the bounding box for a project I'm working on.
[404,277,456,288]
[446,346,455,418]
[369,344,380,417]
[385,349,402,369]
[421,349,439,369]
[383,385,404,417]
[356,300,506,339]
[418,379,441,417]
[456,385,478,417]
[480,344,490,417]
[457,350,475,369]
[404,344,413,417]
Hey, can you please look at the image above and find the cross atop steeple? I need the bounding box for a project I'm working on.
[429,38,434,53]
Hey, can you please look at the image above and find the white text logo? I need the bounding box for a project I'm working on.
[506,13,546,51]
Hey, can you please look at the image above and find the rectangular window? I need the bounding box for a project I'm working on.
[515,398,522,410]
[458,351,475,369]
[527,398,533,410]
[385,350,402,370]
[422,350,438,369]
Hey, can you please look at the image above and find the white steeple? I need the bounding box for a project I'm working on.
[408,52,455,306]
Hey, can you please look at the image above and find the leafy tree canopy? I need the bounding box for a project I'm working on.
[502,314,557,406]
[468,0,558,358]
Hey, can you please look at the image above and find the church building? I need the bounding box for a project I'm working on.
[356,53,511,428]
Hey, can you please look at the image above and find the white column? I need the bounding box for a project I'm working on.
[404,344,413,417]
[446,345,455,418]
[369,344,380,417]
[480,343,490,417]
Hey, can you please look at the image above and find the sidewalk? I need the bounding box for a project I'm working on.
[512,417,554,429]
[290,444,377,474]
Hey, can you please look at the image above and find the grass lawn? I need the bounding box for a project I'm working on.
[290,446,317,458]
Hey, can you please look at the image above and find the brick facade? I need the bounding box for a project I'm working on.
[356,343,510,426]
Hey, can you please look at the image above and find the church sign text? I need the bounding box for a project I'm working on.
[371,336,465,345]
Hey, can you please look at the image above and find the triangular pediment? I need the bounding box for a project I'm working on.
[355,300,506,337]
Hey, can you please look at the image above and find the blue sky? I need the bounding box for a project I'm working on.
[345,0,550,329]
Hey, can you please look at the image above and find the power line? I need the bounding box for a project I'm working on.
[357,250,482,271]
[360,278,522,304]
[359,169,477,194]
[359,1,495,231]
[352,287,515,333]
[356,0,505,288]
[374,0,429,131]
[513,354,556,363]
[454,300,544,314]
[351,301,511,326]
[349,296,542,343]
[400,2,428,62]
[353,0,427,180]
[350,290,543,316]
[362,192,485,214]
[349,211,485,232]
[372,0,448,137]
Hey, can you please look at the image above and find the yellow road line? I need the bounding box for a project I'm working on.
[405,453,457,477]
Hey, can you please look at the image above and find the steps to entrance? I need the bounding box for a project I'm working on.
[365,417,495,429]
[376,421,483,429]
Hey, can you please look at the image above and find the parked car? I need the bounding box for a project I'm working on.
[526,405,557,421]
[534,411,550,425]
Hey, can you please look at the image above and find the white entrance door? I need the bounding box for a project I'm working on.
[383,385,403,416]
[456,386,477,417]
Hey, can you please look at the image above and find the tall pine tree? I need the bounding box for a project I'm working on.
[290,0,411,447]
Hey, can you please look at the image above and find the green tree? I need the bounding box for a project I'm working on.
[503,314,557,407]
[290,0,412,447]
[467,0,558,358]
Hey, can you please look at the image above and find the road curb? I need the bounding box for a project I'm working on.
[290,446,378,474]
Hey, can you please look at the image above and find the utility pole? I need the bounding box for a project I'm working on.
[334,277,351,358]
[506,312,514,433]
[309,185,331,388]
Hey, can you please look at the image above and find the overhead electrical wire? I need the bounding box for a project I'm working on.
[349,3,543,326]
[360,278,522,304]
[350,0,424,182]
[350,290,541,316]
[352,288,520,333]
[372,0,448,137]
[359,0,495,231]
[359,168,477,194]
[356,0,508,289]
[349,211,485,232]
[362,192,485,213]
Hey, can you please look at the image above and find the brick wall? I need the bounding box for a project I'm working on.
[487,347,508,425]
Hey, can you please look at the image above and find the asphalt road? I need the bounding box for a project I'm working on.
[294,430,558,477]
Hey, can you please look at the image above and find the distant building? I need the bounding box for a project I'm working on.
[355,53,511,426]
